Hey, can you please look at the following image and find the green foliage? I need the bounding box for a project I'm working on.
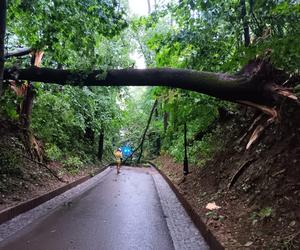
[121,0,299,165]
[139,83,229,164]
[250,207,273,225]
[63,156,83,168]
[205,211,224,221]
[7,0,128,66]
[31,84,122,163]
[45,143,63,161]
[3,0,133,168]
[0,88,21,120]
[141,0,300,73]
[119,88,152,148]
[63,156,83,174]
[258,207,273,219]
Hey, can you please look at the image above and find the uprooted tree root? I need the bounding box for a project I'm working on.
[236,60,299,149]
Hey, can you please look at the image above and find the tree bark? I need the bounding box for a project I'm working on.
[183,122,189,175]
[241,0,250,47]
[20,84,35,130]
[0,0,7,96]
[98,129,104,161]
[137,99,158,162]
[172,102,178,131]
[147,0,151,14]
[84,126,95,142]
[20,51,44,161]
[4,59,289,106]
[248,0,263,36]
[163,111,169,133]
[20,51,43,130]
[154,105,161,155]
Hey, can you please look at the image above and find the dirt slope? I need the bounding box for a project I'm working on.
[0,119,99,211]
[155,102,300,249]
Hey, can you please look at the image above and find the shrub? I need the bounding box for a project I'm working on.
[63,156,84,174]
[0,147,22,176]
[45,143,63,161]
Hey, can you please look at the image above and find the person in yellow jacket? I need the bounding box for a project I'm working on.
[114,148,123,174]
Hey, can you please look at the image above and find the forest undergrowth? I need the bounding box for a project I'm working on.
[0,117,105,211]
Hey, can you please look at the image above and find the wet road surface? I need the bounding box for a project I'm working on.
[0,167,175,250]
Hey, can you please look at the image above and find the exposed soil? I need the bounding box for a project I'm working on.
[154,101,300,249]
[0,119,102,212]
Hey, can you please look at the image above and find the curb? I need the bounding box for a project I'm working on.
[0,163,112,225]
[149,161,224,250]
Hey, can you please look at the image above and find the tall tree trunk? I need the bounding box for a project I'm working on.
[20,51,43,130]
[4,59,294,107]
[155,135,161,155]
[154,105,161,155]
[147,0,151,14]
[20,84,35,130]
[241,0,250,47]
[163,111,169,133]
[20,51,44,160]
[84,121,95,142]
[172,102,178,132]
[98,129,104,161]
[183,122,189,175]
[0,0,7,96]
[137,100,158,162]
[248,0,262,36]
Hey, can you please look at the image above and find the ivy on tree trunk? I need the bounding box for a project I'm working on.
[98,129,104,161]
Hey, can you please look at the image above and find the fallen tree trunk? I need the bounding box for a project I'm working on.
[3,59,297,107]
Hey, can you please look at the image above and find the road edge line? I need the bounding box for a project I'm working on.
[149,161,224,250]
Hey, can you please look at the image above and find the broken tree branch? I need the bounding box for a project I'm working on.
[21,154,67,183]
[246,115,277,149]
[237,101,278,118]
[228,158,257,189]
[238,114,264,144]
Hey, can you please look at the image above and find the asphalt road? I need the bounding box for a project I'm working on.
[0,167,175,250]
